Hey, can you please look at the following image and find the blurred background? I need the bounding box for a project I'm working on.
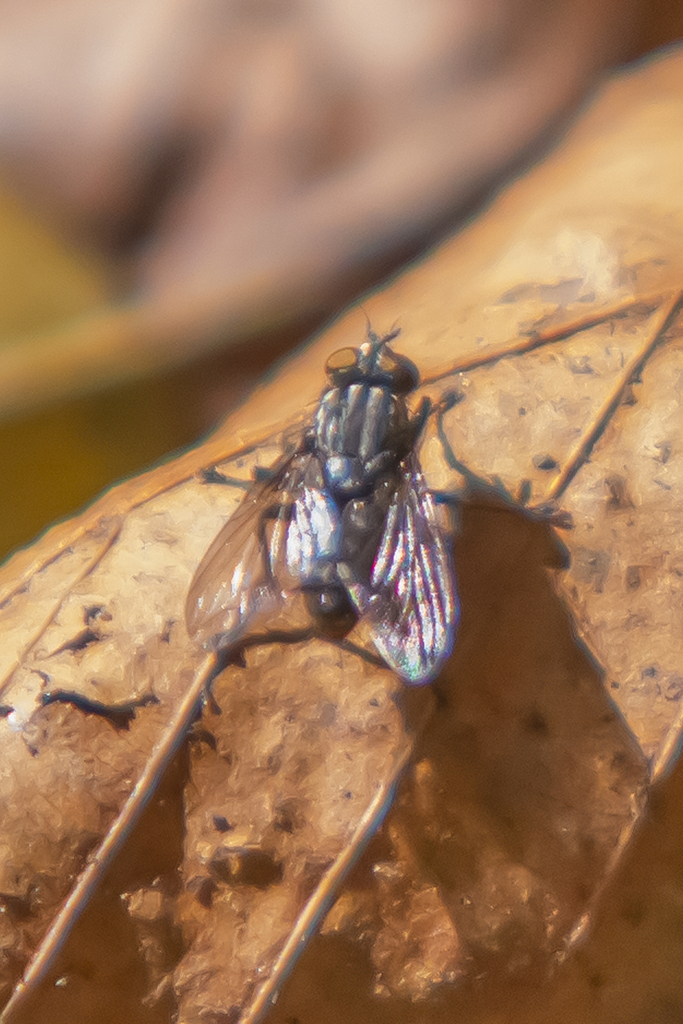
[0,0,681,561]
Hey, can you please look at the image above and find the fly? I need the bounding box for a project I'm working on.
[186,330,458,684]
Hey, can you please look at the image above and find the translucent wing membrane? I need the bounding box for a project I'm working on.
[345,457,457,684]
[186,450,339,647]
[286,481,341,578]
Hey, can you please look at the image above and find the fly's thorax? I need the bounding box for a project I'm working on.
[315,381,412,499]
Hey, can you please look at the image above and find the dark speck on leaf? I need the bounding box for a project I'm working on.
[568,356,595,375]
[626,566,641,590]
[533,454,559,471]
[84,604,112,623]
[211,848,283,888]
[654,440,672,463]
[605,474,634,510]
[213,816,235,833]
[56,628,101,654]
[665,676,683,701]
[524,710,549,736]
[187,876,216,909]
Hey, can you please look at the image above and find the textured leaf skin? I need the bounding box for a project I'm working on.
[2,45,683,1024]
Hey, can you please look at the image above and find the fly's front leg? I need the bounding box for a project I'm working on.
[409,395,432,445]
[432,390,572,529]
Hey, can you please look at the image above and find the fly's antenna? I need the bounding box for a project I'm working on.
[363,314,383,352]
[362,319,401,370]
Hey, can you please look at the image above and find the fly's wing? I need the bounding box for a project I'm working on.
[186,450,341,649]
[344,455,457,685]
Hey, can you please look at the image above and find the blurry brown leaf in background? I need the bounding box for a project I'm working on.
[0,0,678,407]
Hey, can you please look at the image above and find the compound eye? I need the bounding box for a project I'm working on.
[376,349,419,393]
[325,346,360,384]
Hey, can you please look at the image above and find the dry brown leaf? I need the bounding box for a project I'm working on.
[1,43,683,1024]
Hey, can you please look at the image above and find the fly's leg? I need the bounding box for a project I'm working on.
[199,467,253,489]
[432,391,573,529]
[433,390,482,490]
[409,395,432,445]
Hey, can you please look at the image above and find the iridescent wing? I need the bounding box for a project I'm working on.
[186,449,341,649]
[343,455,457,685]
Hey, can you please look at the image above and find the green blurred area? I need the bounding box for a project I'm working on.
[0,190,109,337]
[0,188,208,562]
[0,374,205,561]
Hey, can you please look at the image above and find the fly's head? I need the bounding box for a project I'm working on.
[324,330,419,398]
